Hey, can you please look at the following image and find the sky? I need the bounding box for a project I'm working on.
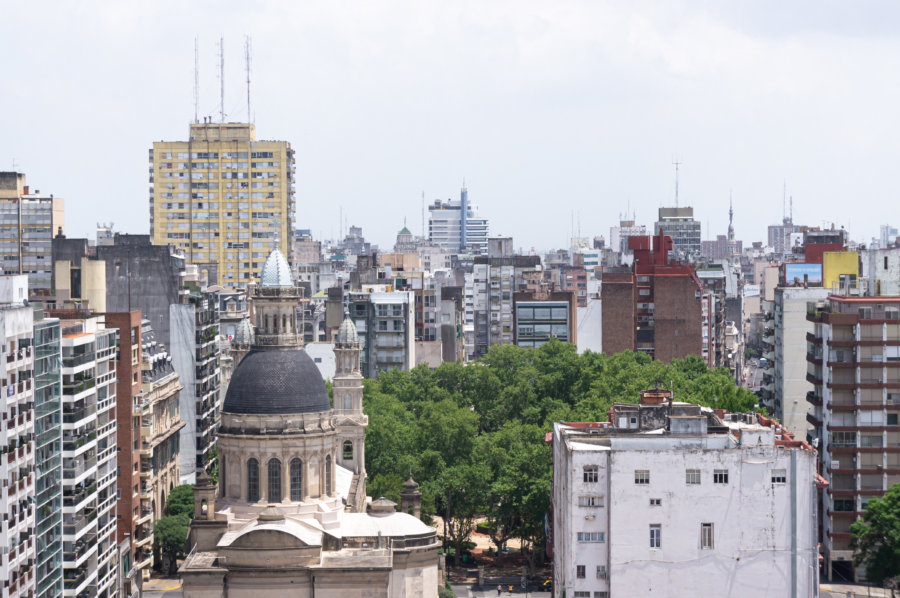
[2,0,900,252]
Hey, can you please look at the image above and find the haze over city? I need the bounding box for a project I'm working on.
[3,0,900,249]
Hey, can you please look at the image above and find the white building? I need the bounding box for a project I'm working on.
[552,390,821,598]
[773,286,830,438]
[0,275,37,598]
[427,187,489,256]
[60,316,118,598]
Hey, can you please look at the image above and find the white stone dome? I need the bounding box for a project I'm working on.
[260,248,293,287]
[336,317,359,346]
[234,317,254,345]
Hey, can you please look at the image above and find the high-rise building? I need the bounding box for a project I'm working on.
[878,224,898,248]
[552,390,821,598]
[347,290,415,377]
[0,275,37,598]
[427,186,489,255]
[58,315,118,598]
[512,291,577,348]
[34,312,63,598]
[654,207,701,259]
[0,172,65,297]
[807,296,900,582]
[149,122,295,288]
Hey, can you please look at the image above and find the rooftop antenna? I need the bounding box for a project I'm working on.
[421,191,425,241]
[782,180,787,223]
[193,37,200,124]
[244,35,252,123]
[218,36,225,123]
[673,158,682,207]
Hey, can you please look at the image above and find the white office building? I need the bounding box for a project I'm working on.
[551,390,821,598]
[427,187,489,255]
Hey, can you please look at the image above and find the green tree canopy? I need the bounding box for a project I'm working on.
[154,514,190,574]
[851,483,900,587]
[165,484,195,518]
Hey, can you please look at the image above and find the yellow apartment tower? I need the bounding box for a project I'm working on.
[149,122,295,288]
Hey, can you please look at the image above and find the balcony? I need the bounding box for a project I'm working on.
[806,391,823,407]
[807,412,823,427]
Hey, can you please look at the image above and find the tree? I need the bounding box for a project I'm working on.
[165,484,195,518]
[852,483,900,590]
[432,462,490,567]
[154,514,190,574]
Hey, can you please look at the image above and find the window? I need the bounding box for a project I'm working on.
[771,469,787,484]
[701,523,714,549]
[713,469,729,484]
[343,394,352,410]
[576,565,586,579]
[325,455,333,495]
[578,495,603,507]
[576,532,605,542]
[247,458,259,502]
[634,470,650,485]
[888,413,899,426]
[343,440,353,460]
[596,566,607,579]
[649,498,661,507]
[649,524,661,548]
[290,458,302,501]
[583,465,599,483]
[268,458,282,503]
[574,593,590,598]
[834,498,855,512]
[685,469,701,485]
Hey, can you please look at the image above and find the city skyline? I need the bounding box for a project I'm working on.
[3,1,900,251]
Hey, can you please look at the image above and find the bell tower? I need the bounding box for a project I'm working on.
[333,314,367,509]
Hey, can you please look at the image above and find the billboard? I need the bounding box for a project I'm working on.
[784,263,822,285]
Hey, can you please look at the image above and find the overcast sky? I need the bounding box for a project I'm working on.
[2,1,900,252]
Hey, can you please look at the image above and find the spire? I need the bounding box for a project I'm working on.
[728,193,734,239]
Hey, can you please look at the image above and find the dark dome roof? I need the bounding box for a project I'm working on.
[223,349,331,415]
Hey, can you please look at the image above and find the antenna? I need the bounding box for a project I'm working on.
[193,37,200,124]
[782,180,787,223]
[218,36,225,123]
[245,35,252,123]
[421,191,425,241]
[673,158,681,207]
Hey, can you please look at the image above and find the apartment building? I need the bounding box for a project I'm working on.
[347,291,415,378]
[601,232,703,362]
[654,207,701,259]
[34,312,63,598]
[0,172,65,298]
[806,295,900,581]
[59,316,118,598]
[0,276,37,598]
[136,319,184,577]
[552,390,821,598]
[149,122,295,288]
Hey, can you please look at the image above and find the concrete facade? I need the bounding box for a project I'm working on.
[552,394,820,598]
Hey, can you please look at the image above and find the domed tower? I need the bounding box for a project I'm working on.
[333,314,368,510]
[231,316,254,366]
[216,248,342,512]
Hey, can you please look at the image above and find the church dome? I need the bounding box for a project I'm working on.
[223,349,331,415]
[259,248,293,287]
[234,317,254,345]
[335,317,359,346]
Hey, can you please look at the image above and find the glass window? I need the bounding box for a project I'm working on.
[576,531,605,542]
[268,459,282,503]
[771,469,787,484]
[701,523,714,549]
[685,469,701,485]
[578,495,603,507]
[247,458,259,502]
[583,465,598,483]
[635,470,650,485]
[713,469,729,484]
[290,459,302,501]
[649,524,661,548]
[576,565,585,579]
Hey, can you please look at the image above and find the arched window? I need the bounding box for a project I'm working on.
[343,440,353,460]
[247,458,259,502]
[290,458,302,501]
[325,455,332,496]
[343,394,352,410]
[268,458,282,503]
